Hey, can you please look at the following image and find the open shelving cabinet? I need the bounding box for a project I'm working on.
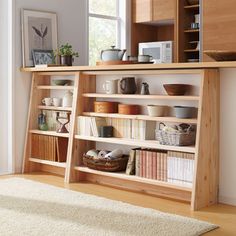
[23,66,219,211]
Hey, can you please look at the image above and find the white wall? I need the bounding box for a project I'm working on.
[219,68,236,206]
[0,0,10,174]
[14,0,87,172]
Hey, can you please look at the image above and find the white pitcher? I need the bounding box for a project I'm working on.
[62,91,73,107]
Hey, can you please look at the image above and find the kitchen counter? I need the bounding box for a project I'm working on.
[21,61,236,72]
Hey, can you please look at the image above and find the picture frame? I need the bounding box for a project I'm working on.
[32,49,54,66]
[21,9,58,67]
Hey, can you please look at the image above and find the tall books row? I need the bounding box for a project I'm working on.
[126,149,195,187]
[77,116,156,140]
[31,134,68,162]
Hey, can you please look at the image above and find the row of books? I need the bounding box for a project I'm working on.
[77,116,156,140]
[134,149,168,181]
[107,118,156,140]
[127,149,195,186]
[77,116,106,136]
[31,134,68,162]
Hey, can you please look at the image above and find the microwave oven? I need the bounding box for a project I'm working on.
[139,41,173,63]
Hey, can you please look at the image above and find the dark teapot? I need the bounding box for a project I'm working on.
[120,77,137,94]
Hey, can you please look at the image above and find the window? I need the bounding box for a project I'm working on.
[88,0,127,65]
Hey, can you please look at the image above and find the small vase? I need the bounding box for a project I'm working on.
[60,55,73,66]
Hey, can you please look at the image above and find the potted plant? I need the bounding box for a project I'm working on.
[54,43,79,66]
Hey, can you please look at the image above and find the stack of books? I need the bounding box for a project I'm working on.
[134,149,195,186]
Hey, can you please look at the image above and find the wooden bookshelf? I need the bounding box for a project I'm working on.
[178,0,201,62]
[22,67,219,211]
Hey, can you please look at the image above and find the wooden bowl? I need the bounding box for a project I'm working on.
[163,84,191,96]
[118,104,139,115]
[94,101,118,113]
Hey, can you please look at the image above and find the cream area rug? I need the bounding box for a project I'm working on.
[0,178,218,236]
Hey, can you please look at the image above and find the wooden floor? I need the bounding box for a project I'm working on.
[1,173,236,235]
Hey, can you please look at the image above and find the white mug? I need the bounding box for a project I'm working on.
[103,80,118,94]
[138,55,153,62]
[42,98,52,106]
[52,98,62,107]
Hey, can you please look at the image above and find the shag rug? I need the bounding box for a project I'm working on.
[0,178,218,236]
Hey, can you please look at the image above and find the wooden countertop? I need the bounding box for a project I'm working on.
[20,61,236,72]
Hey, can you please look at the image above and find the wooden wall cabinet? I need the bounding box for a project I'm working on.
[152,0,176,22]
[202,0,236,61]
[134,0,176,23]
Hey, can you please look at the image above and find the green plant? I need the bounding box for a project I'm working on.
[54,43,79,57]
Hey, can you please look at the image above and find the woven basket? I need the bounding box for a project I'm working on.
[83,154,129,172]
[156,123,196,146]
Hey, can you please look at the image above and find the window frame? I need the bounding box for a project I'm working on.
[87,0,129,65]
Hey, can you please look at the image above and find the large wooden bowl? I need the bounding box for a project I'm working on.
[163,84,191,96]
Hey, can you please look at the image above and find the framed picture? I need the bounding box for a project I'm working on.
[32,49,54,66]
[21,9,58,67]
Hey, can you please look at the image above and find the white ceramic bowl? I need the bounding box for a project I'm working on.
[147,105,166,117]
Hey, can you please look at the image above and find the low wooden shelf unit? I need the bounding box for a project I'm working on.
[22,65,219,211]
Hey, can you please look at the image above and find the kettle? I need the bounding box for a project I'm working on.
[101,46,126,61]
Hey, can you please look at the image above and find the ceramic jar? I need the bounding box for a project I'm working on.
[62,91,73,107]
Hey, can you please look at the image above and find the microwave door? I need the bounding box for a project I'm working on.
[143,48,161,63]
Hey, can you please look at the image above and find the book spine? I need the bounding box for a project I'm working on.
[153,151,157,180]
[135,149,140,177]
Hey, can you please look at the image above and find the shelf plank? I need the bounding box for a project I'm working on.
[75,135,196,153]
[38,105,72,111]
[184,49,200,53]
[30,130,70,138]
[184,29,200,33]
[82,93,200,101]
[29,158,66,168]
[82,112,198,124]
[184,4,200,9]
[75,166,192,191]
[37,85,74,90]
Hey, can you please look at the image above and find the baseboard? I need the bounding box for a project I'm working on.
[219,195,236,206]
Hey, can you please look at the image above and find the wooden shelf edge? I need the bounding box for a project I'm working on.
[75,166,192,192]
[37,86,74,90]
[184,29,200,33]
[82,93,200,101]
[30,130,70,138]
[38,105,72,111]
[74,135,196,153]
[82,112,198,124]
[184,49,200,53]
[29,158,66,168]
[184,4,200,9]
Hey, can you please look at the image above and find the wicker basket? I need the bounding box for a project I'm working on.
[83,154,129,172]
[156,123,196,146]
